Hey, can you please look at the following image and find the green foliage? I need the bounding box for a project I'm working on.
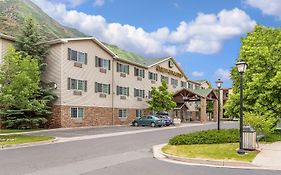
[169,129,239,145]
[206,101,214,113]
[244,112,277,135]
[0,0,86,40]
[259,130,281,142]
[15,17,49,68]
[147,81,176,112]
[0,48,48,129]
[225,25,281,120]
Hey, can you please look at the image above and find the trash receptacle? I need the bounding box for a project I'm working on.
[243,126,256,150]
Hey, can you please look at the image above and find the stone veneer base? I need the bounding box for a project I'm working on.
[48,105,149,128]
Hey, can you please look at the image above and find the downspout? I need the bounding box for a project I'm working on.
[112,57,115,125]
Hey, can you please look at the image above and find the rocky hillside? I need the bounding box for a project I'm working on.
[0,0,87,39]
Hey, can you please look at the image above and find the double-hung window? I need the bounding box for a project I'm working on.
[68,78,87,91]
[119,109,128,118]
[161,75,169,84]
[95,82,110,94]
[95,56,111,70]
[117,86,129,96]
[171,78,178,87]
[134,68,145,78]
[117,63,129,74]
[134,88,145,98]
[71,107,84,118]
[68,48,87,64]
[195,85,200,90]
[148,72,158,81]
[181,81,187,88]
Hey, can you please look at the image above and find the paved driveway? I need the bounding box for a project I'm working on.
[29,122,206,138]
[0,122,279,175]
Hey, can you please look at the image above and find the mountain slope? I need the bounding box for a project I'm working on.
[0,0,87,39]
[0,0,149,62]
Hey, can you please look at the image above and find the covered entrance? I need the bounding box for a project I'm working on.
[173,88,218,123]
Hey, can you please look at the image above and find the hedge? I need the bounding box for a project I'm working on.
[169,129,239,145]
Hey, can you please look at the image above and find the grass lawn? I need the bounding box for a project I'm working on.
[162,143,259,162]
[0,129,40,134]
[0,135,54,146]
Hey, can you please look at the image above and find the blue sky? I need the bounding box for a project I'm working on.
[33,0,281,87]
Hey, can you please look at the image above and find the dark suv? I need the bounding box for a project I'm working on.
[156,112,173,126]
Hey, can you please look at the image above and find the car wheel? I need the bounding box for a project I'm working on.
[151,122,156,127]
[133,122,138,127]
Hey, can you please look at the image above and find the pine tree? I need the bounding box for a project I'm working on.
[15,17,49,68]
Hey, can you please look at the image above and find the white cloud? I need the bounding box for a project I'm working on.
[31,0,256,57]
[245,0,281,19]
[192,71,204,77]
[215,68,230,80]
[170,8,256,54]
[93,0,105,7]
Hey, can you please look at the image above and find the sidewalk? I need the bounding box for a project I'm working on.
[153,142,281,171]
[252,141,281,170]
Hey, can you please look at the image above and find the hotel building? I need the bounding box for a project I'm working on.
[0,33,219,128]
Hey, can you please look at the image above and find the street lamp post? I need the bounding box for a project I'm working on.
[236,61,248,155]
[215,79,223,130]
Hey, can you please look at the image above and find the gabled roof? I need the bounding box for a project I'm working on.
[194,80,212,88]
[174,88,217,99]
[47,37,118,58]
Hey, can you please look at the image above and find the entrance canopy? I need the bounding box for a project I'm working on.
[173,88,218,104]
[173,88,218,123]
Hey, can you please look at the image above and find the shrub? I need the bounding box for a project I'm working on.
[244,112,277,135]
[1,115,47,129]
[169,129,239,145]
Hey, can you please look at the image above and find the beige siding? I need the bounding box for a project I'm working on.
[43,43,63,104]
[113,58,188,109]
[113,61,149,109]
[60,40,114,107]
[0,38,14,64]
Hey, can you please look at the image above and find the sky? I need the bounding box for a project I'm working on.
[32,0,281,87]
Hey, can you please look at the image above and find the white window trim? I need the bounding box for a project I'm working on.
[70,107,84,119]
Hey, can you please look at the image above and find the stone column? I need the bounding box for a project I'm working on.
[213,99,218,122]
[191,111,196,121]
[200,97,207,123]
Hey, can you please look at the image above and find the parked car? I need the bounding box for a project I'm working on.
[132,115,165,127]
[158,115,173,126]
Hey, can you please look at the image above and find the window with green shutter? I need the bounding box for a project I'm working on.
[134,88,145,98]
[68,48,87,64]
[95,82,111,94]
[95,56,111,70]
[68,78,87,91]
[134,67,145,78]
[149,72,158,81]
[117,63,129,74]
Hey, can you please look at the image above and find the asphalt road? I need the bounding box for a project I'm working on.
[0,122,280,175]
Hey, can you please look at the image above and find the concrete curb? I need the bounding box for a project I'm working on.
[153,144,281,171]
[0,138,59,150]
